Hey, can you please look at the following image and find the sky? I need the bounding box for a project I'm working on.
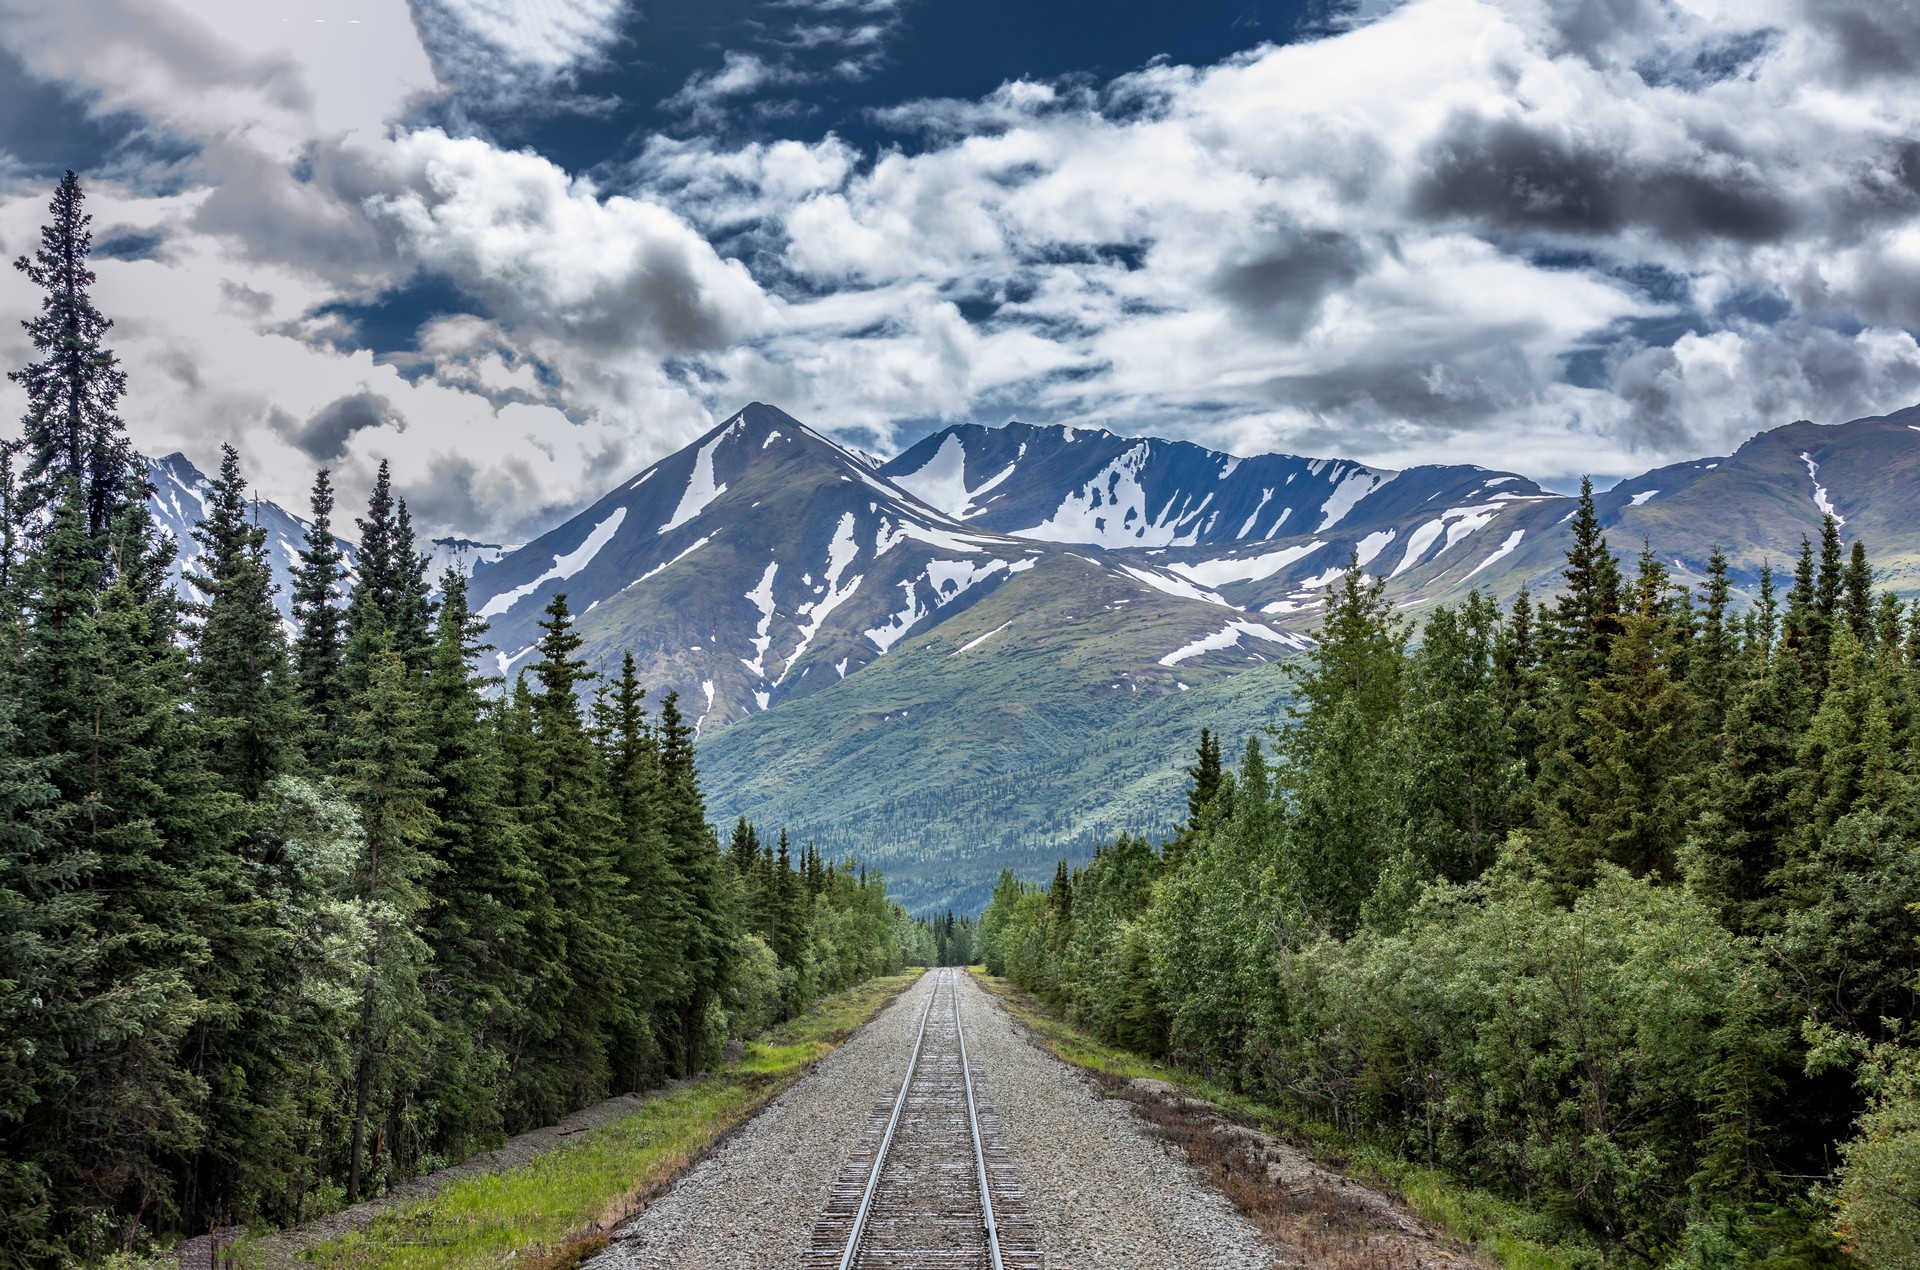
[1,0,1918,541]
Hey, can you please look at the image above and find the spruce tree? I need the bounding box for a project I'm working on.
[335,640,438,1200]
[1184,728,1223,830]
[0,674,82,1262]
[1541,547,1695,882]
[8,172,138,546]
[390,500,436,672]
[1841,539,1874,647]
[1395,591,1517,882]
[597,649,680,1091]
[291,468,349,761]
[511,596,628,1115]
[654,690,732,1076]
[16,492,212,1242]
[190,445,300,799]
[418,572,532,1152]
[345,463,400,682]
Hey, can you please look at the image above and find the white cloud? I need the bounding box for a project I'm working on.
[5,0,1920,536]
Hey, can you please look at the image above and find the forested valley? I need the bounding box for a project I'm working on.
[0,175,938,1266]
[984,496,1920,1267]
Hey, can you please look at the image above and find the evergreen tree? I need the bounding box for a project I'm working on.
[510,596,628,1116]
[597,649,680,1090]
[1395,591,1518,883]
[1281,562,1402,933]
[0,675,81,1262]
[344,463,399,681]
[1841,539,1875,648]
[16,493,212,1244]
[653,691,732,1076]
[1184,728,1223,830]
[335,641,438,1200]
[389,501,436,673]
[8,172,138,546]
[189,445,300,799]
[418,572,532,1153]
[290,468,349,761]
[1541,546,1695,882]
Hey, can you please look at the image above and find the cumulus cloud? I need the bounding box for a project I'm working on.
[5,0,1920,536]
[409,0,628,106]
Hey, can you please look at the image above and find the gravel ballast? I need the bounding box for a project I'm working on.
[591,970,1279,1269]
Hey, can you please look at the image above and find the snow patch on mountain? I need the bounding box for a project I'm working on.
[1317,468,1396,531]
[661,434,728,533]
[1160,620,1305,666]
[1118,564,1228,606]
[1629,490,1659,507]
[1166,541,1323,588]
[1029,443,1175,547]
[865,557,1026,653]
[633,534,711,587]
[782,513,863,682]
[1354,529,1396,568]
[1464,529,1527,580]
[741,562,778,679]
[1235,489,1273,539]
[428,537,511,580]
[480,507,627,618]
[1799,452,1844,524]
[952,621,1013,655]
[889,433,1017,518]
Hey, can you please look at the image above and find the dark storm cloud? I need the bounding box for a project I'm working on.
[1413,113,1797,245]
[1811,0,1920,79]
[218,279,274,317]
[1210,229,1371,338]
[272,390,400,463]
[404,451,583,544]
[1551,0,1659,62]
[93,229,162,260]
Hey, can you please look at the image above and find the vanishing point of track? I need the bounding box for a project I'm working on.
[806,970,1041,1269]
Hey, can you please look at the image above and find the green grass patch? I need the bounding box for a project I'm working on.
[970,969,1602,1270]
[280,971,924,1270]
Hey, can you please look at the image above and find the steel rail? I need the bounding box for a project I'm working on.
[952,970,1006,1270]
[836,969,940,1270]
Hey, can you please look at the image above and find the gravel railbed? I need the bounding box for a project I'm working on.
[589,972,941,1269]
[954,974,1279,1270]
[592,969,1278,1269]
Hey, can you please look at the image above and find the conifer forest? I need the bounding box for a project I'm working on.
[0,176,937,1264]
[984,498,1920,1262]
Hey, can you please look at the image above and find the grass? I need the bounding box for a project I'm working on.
[970,969,1603,1270]
[275,970,924,1270]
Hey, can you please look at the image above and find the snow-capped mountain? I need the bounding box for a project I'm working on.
[878,421,1556,550]
[146,452,358,615]
[462,404,1308,735]
[877,421,1570,619]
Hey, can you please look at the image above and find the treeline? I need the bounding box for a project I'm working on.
[985,488,1920,1265]
[0,173,915,1264]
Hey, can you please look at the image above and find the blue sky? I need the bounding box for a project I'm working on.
[1,0,1918,539]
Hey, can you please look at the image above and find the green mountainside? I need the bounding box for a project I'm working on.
[697,555,1299,912]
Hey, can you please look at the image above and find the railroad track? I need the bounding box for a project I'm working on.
[806,969,1042,1269]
